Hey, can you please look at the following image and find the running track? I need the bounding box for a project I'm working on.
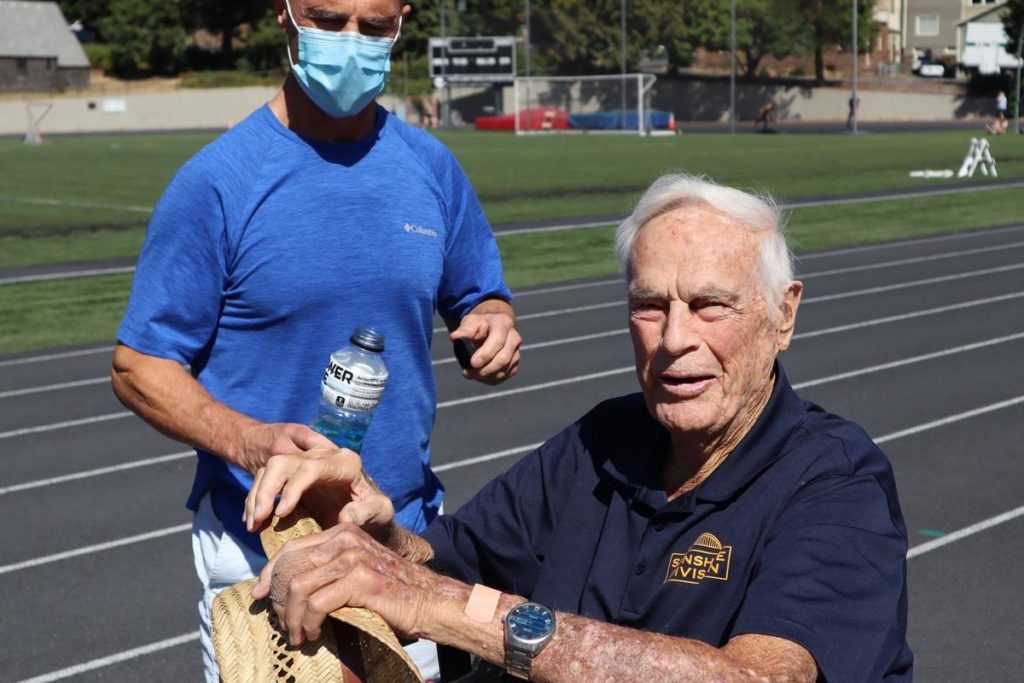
[2,224,1023,680]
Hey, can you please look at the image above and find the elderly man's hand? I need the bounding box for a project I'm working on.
[251,524,450,646]
[450,300,521,385]
[244,448,394,535]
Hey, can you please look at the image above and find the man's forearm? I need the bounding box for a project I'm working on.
[419,593,816,682]
[110,343,259,469]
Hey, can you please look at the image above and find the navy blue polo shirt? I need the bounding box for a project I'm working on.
[423,364,913,681]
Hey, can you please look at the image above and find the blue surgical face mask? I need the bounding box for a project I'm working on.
[284,0,400,118]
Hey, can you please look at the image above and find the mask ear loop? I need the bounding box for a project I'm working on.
[283,0,300,69]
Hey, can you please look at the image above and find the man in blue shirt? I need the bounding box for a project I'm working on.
[246,173,912,681]
[110,1,520,680]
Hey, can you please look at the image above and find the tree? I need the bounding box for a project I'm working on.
[735,0,812,77]
[180,0,269,67]
[100,0,187,77]
[1004,0,1024,60]
[52,0,109,36]
[795,0,878,83]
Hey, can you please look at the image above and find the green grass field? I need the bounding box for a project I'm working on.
[1,129,1022,354]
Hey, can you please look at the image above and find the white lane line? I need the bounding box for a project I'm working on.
[0,266,135,286]
[907,505,1024,559]
[793,332,1024,389]
[3,224,1022,368]
[431,300,623,334]
[797,223,1024,261]
[0,451,193,496]
[802,263,1024,304]
[0,195,153,213]
[799,240,1024,279]
[875,394,1024,445]
[516,279,620,297]
[0,346,111,368]
[0,412,132,440]
[434,442,545,473]
[16,632,199,683]
[0,523,191,575]
[437,367,635,409]
[0,376,109,399]
[794,291,1024,340]
[433,328,628,366]
[6,291,1023,438]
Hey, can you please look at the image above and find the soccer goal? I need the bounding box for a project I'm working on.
[23,101,53,146]
[513,73,670,135]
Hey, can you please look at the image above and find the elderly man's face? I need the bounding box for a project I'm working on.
[628,205,799,442]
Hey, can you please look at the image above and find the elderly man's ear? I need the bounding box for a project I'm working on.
[776,281,804,352]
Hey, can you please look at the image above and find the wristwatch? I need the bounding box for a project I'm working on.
[503,601,556,680]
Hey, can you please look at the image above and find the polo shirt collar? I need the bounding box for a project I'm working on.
[598,362,805,509]
[693,362,806,503]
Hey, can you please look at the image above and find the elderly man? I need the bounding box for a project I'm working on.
[111,1,519,679]
[247,174,913,681]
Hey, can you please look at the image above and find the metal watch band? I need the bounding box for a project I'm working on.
[504,647,534,680]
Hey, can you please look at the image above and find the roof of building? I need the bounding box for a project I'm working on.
[0,1,90,67]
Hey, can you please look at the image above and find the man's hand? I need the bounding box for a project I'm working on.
[244,447,394,534]
[251,524,456,645]
[234,422,335,475]
[450,299,521,385]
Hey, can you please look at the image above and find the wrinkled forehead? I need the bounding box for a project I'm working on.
[627,203,764,280]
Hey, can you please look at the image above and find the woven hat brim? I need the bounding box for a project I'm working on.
[259,510,422,682]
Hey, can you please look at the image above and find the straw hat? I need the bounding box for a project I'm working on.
[212,511,422,683]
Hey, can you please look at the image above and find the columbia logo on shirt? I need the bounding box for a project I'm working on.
[665,532,733,585]
[403,223,438,238]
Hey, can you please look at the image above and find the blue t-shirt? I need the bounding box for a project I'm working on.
[118,104,510,554]
[424,364,913,681]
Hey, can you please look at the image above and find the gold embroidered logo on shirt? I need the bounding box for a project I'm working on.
[665,532,732,585]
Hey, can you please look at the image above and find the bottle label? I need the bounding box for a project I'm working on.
[321,359,388,412]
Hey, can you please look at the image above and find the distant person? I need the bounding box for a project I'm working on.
[996,90,1008,117]
[986,110,1008,135]
[247,173,913,682]
[109,1,522,681]
[754,100,776,131]
[847,94,860,130]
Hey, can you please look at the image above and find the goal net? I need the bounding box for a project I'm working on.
[512,73,668,135]
[23,102,52,146]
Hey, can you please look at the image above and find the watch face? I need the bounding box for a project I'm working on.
[507,603,555,645]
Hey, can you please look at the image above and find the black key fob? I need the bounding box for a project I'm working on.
[453,338,477,370]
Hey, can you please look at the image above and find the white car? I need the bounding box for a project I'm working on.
[917,61,946,78]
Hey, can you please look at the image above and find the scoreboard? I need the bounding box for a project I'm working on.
[429,36,516,83]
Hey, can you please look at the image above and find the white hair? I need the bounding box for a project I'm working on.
[614,173,795,312]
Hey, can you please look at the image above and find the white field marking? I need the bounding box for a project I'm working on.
[0,376,108,399]
[801,263,1024,304]
[0,411,132,440]
[907,504,1024,559]
[0,451,192,496]
[792,332,1024,389]
[0,195,152,213]
[6,291,1023,438]
[495,183,1024,237]
[15,632,199,683]
[798,240,1024,279]
[874,394,1024,445]
[4,223,1022,367]
[11,326,1022,492]
[437,366,635,408]
[434,442,545,473]
[0,523,191,575]
[794,291,1024,340]
[431,300,623,334]
[0,265,135,286]
[796,223,1024,261]
[433,328,628,366]
[0,345,111,368]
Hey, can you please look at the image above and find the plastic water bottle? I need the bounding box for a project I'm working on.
[310,326,389,453]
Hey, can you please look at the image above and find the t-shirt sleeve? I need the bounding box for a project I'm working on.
[116,157,228,364]
[732,446,908,682]
[422,426,580,594]
[434,152,511,323]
